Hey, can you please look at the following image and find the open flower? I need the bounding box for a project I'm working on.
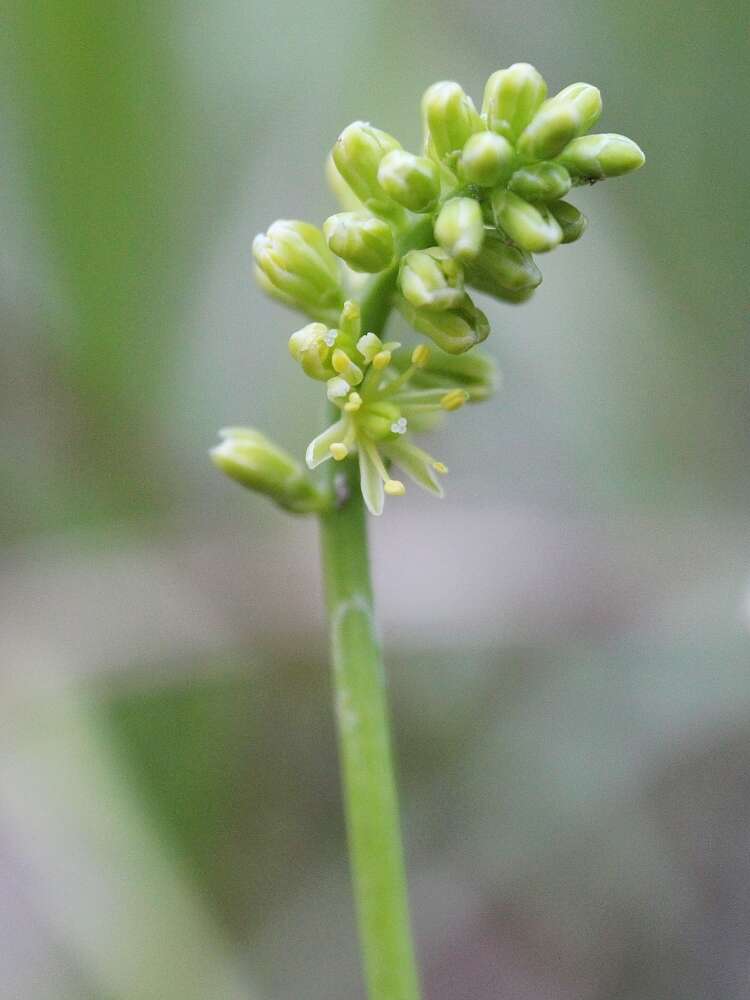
[306,334,473,515]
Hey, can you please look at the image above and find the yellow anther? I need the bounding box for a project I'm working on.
[411,344,430,368]
[440,389,469,412]
[329,442,349,461]
[372,350,391,370]
[344,391,362,412]
[384,479,406,496]
[433,461,448,474]
[332,348,363,385]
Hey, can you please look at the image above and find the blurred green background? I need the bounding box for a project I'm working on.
[2,1,748,997]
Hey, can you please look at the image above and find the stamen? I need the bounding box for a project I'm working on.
[332,348,363,385]
[329,442,349,461]
[372,350,391,370]
[440,389,469,411]
[344,391,362,412]
[411,344,430,368]
[384,479,406,496]
[433,461,448,474]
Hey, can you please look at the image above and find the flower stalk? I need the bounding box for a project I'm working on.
[211,62,644,999]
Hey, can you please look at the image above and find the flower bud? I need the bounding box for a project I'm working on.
[557,133,645,179]
[288,322,337,380]
[516,83,601,162]
[508,161,571,202]
[549,83,602,134]
[211,428,327,514]
[548,200,587,243]
[377,150,441,213]
[463,229,542,299]
[481,63,548,141]
[458,131,514,187]
[332,121,402,213]
[325,153,362,211]
[323,211,394,273]
[399,247,465,312]
[516,102,581,162]
[491,189,562,253]
[398,294,489,354]
[422,81,483,163]
[434,197,485,261]
[253,220,343,316]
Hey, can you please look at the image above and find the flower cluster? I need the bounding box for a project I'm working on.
[213,63,643,514]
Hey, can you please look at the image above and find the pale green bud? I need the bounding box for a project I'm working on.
[508,161,571,202]
[463,229,542,299]
[549,83,602,134]
[516,83,601,161]
[557,133,645,179]
[253,220,343,316]
[288,322,338,380]
[516,102,581,162]
[548,200,587,243]
[325,153,362,211]
[377,150,441,213]
[491,189,562,253]
[332,121,402,213]
[211,428,327,514]
[434,197,485,261]
[323,211,394,273]
[398,293,489,354]
[481,63,548,141]
[399,247,465,312]
[422,81,483,163]
[458,131,514,187]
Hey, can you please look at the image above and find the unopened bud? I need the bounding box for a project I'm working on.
[434,197,485,261]
[482,63,548,141]
[549,83,602,134]
[399,247,465,311]
[516,102,581,162]
[288,322,337,380]
[377,150,441,213]
[211,428,327,514]
[548,200,587,243]
[253,220,343,316]
[323,212,394,273]
[508,161,571,202]
[458,131,514,187]
[398,294,489,355]
[557,133,645,179]
[422,81,483,163]
[464,229,542,299]
[332,121,402,214]
[491,189,562,253]
[516,82,601,161]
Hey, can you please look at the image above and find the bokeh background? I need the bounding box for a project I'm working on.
[2,1,748,997]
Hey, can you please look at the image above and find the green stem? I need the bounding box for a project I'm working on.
[318,244,428,999]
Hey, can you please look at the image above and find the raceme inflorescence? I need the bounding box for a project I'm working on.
[212,63,644,514]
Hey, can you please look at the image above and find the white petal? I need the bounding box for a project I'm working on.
[305,419,346,469]
[383,439,444,497]
[358,446,384,515]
